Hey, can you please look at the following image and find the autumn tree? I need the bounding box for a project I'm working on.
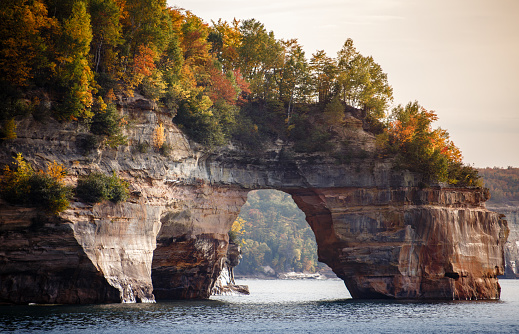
[117,0,171,95]
[209,18,241,72]
[385,101,474,184]
[53,0,96,120]
[0,0,57,86]
[0,153,71,214]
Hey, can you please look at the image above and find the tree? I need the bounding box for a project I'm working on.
[0,153,71,214]
[310,50,337,103]
[238,19,283,100]
[0,0,57,86]
[335,39,393,119]
[209,18,242,72]
[55,0,95,120]
[275,39,312,123]
[386,101,466,183]
[88,0,122,75]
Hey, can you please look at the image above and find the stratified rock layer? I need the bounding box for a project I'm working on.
[0,95,508,303]
[290,187,507,299]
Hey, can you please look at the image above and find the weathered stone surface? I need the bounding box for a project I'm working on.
[0,204,120,304]
[290,187,507,299]
[0,96,508,303]
[487,204,519,278]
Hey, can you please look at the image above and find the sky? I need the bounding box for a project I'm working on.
[168,0,519,167]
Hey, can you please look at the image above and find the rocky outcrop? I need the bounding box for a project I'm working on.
[211,242,250,296]
[0,204,120,304]
[291,187,507,299]
[487,204,519,278]
[0,94,508,303]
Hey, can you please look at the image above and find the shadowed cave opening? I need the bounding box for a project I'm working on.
[226,189,345,291]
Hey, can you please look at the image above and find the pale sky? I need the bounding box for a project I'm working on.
[168,0,519,167]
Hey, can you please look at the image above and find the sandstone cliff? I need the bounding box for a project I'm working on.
[486,204,519,278]
[0,94,508,303]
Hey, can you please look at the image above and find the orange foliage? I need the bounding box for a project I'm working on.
[388,103,462,165]
[206,65,238,105]
[0,0,58,86]
[133,45,156,77]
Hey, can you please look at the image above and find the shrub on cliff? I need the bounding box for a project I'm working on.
[89,102,127,148]
[0,154,71,214]
[76,172,129,204]
[384,101,479,186]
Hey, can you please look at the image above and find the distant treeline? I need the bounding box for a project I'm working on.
[478,167,519,205]
[230,190,325,275]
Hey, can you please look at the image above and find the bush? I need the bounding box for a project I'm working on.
[0,118,17,140]
[26,174,72,214]
[76,172,129,204]
[76,133,98,154]
[90,103,120,137]
[135,141,150,153]
[0,154,71,214]
[159,143,172,156]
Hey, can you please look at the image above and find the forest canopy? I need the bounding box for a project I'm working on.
[230,190,325,276]
[478,167,519,205]
[0,0,477,185]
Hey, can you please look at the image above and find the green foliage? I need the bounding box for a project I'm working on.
[175,92,240,147]
[26,173,72,214]
[89,102,127,147]
[231,114,265,151]
[0,81,33,121]
[76,171,129,204]
[322,96,345,126]
[76,133,98,154]
[159,143,172,156]
[238,19,283,100]
[90,102,119,136]
[289,112,333,153]
[135,141,150,154]
[0,154,71,214]
[233,190,324,275]
[478,167,519,204]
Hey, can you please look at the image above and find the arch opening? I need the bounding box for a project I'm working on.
[212,189,351,298]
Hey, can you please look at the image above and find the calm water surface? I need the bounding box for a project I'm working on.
[1,279,519,333]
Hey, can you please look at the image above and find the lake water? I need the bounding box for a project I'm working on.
[1,279,519,333]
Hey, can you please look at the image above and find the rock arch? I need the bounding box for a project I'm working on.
[0,102,508,303]
[150,169,507,300]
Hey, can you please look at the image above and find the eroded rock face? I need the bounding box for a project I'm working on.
[0,95,508,303]
[0,204,120,304]
[290,187,507,300]
[487,204,519,278]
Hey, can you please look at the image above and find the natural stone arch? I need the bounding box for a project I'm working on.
[150,156,508,300]
[0,100,508,303]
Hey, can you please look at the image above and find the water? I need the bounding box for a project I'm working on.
[1,279,519,333]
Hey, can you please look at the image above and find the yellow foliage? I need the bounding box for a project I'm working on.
[2,118,17,140]
[153,123,165,149]
[231,217,246,237]
[106,88,116,102]
[0,153,34,197]
[96,96,107,111]
[44,160,67,182]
